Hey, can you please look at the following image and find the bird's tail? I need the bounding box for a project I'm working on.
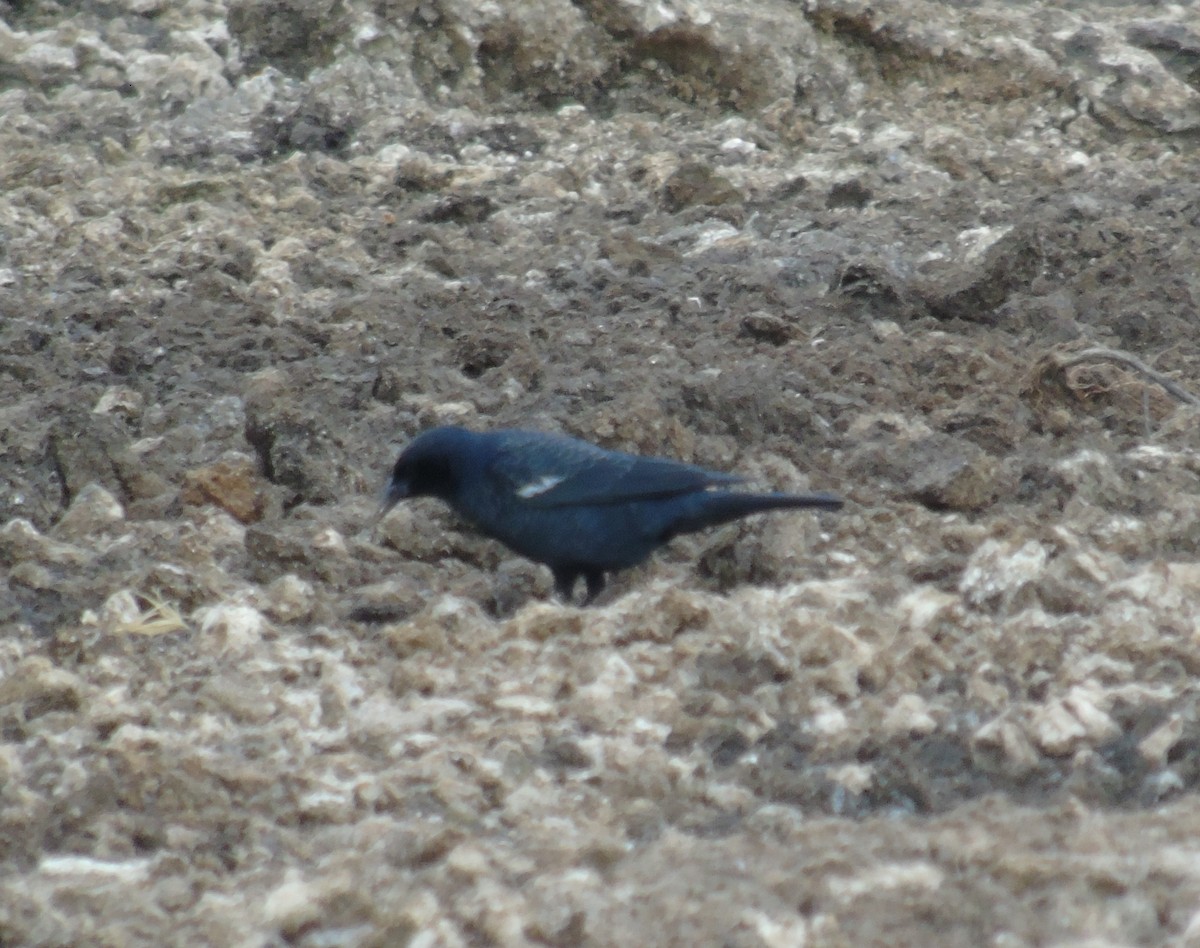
[669,490,843,537]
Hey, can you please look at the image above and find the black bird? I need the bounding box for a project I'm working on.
[378,426,843,604]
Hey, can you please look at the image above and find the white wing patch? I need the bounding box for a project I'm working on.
[515,474,567,499]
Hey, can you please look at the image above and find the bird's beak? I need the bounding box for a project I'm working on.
[371,478,408,531]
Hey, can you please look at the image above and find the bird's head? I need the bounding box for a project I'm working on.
[377,426,475,519]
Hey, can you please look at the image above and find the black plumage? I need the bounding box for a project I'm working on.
[379,426,843,603]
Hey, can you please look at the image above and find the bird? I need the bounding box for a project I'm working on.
[377,426,843,604]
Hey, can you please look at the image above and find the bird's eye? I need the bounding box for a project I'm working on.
[399,456,455,498]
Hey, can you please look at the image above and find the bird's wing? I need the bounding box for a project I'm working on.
[490,432,742,508]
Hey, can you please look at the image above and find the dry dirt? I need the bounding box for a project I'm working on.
[3,0,1200,945]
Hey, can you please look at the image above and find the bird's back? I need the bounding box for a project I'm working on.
[448,429,738,571]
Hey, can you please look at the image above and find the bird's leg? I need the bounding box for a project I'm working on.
[552,567,579,602]
[582,570,606,606]
[551,567,606,606]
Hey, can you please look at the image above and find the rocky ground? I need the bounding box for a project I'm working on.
[2,0,1200,944]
